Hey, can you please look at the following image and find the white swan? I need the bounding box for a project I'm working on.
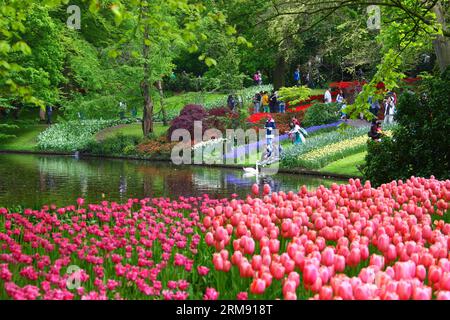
[243,162,260,177]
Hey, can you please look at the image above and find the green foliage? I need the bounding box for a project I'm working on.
[1,3,65,106]
[83,133,140,156]
[364,69,450,185]
[347,50,406,120]
[302,102,341,128]
[0,123,18,141]
[201,28,246,91]
[278,86,312,105]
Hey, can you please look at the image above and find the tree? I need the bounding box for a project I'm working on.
[102,0,232,136]
[364,67,450,185]
[251,0,449,71]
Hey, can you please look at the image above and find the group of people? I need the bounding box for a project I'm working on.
[263,114,308,153]
[293,66,314,88]
[369,92,397,125]
[252,91,286,114]
[254,67,314,89]
[227,95,243,112]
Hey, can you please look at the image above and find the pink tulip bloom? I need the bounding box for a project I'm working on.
[303,264,319,286]
[396,280,412,300]
[337,281,353,300]
[282,280,297,297]
[437,291,450,300]
[439,272,450,291]
[270,262,285,280]
[334,255,346,273]
[195,266,209,277]
[237,292,248,300]
[203,288,219,300]
[250,279,266,295]
[412,286,432,300]
[354,284,372,300]
[319,286,333,300]
[321,247,335,267]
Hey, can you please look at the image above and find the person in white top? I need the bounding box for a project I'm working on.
[336,89,344,104]
[384,96,396,125]
[324,88,333,104]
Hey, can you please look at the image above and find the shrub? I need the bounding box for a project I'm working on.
[168,104,209,140]
[278,86,312,105]
[364,68,450,185]
[207,107,229,117]
[137,136,185,159]
[83,134,140,156]
[302,102,341,128]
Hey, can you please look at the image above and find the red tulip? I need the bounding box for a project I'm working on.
[251,184,259,196]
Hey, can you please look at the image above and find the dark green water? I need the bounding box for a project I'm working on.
[0,154,345,208]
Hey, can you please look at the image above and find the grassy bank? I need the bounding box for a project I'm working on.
[0,125,47,151]
[321,152,366,177]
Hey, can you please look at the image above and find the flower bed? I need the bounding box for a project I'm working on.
[1,177,450,300]
[298,135,370,169]
[281,126,369,169]
[136,136,183,159]
[37,119,132,152]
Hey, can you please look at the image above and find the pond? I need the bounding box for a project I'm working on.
[0,154,346,208]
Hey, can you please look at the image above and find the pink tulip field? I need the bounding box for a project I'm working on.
[1,176,450,300]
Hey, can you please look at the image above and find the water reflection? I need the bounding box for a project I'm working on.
[0,154,345,208]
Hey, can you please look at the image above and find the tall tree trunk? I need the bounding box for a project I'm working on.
[156,80,168,126]
[142,17,153,136]
[433,2,450,72]
[273,56,286,90]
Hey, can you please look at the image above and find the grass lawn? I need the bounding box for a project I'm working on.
[96,123,169,141]
[320,152,367,177]
[0,125,47,151]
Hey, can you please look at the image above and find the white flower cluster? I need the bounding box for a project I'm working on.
[192,138,228,151]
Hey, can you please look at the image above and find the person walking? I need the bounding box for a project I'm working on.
[269,91,278,113]
[336,89,345,105]
[369,97,381,118]
[262,91,270,113]
[279,99,286,113]
[45,105,53,125]
[227,95,236,112]
[294,66,301,86]
[253,71,262,86]
[264,115,276,158]
[306,72,312,88]
[368,120,383,142]
[253,92,262,114]
[119,101,127,120]
[384,96,396,125]
[289,121,308,145]
[324,87,333,104]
